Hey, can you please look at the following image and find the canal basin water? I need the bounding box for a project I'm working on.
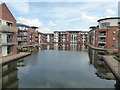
[2,44,117,88]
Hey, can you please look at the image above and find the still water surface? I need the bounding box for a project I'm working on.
[2,44,117,88]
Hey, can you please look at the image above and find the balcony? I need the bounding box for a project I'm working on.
[17,32,23,36]
[35,35,38,37]
[23,34,27,37]
[18,38,22,41]
[98,43,106,48]
[98,46,105,48]
[23,39,27,41]
[98,39,106,43]
[0,25,17,33]
[2,38,17,46]
[99,33,106,37]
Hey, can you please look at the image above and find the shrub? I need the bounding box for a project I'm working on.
[112,56,120,62]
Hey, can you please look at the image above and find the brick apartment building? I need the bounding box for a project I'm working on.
[88,17,119,50]
[17,23,39,52]
[54,31,88,44]
[42,33,54,44]
[53,31,88,50]
[0,3,17,57]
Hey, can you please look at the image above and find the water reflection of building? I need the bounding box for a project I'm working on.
[2,59,27,89]
[54,31,88,45]
[88,47,115,80]
[40,44,87,51]
[2,62,18,88]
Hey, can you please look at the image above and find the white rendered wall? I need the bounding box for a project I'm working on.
[54,33,58,43]
[47,35,50,42]
[2,46,7,56]
[99,19,119,29]
[2,33,7,44]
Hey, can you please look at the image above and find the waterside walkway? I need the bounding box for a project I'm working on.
[103,56,120,82]
[0,52,31,66]
[87,44,118,51]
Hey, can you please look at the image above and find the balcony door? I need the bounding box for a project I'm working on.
[7,34,13,43]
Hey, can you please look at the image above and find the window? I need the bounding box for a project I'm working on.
[23,32,27,36]
[7,34,13,43]
[7,46,12,55]
[0,20,1,25]
[113,31,116,34]
[112,44,115,47]
[6,22,12,26]
[112,38,115,41]
[118,22,120,26]
[23,37,27,40]
[100,22,110,28]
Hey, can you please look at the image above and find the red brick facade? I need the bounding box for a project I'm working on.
[17,24,39,52]
[0,3,16,27]
[0,3,17,57]
[89,18,119,50]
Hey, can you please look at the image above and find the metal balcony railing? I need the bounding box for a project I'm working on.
[99,33,106,37]
[99,46,105,48]
[23,34,27,36]
[99,39,106,42]
[2,38,17,45]
[18,33,23,36]
[0,25,17,32]
[7,38,13,43]
[23,39,27,41]
[18,38,22,41]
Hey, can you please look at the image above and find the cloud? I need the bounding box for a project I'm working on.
[7,1,29,14]
[82,13,98,23]
[5,2,118,33]
[48,21,57,26]
[106,9,116,15]
[39,27,53,33]
[17,17,53,33]
[17,17,43,27]
[1,0,119,2]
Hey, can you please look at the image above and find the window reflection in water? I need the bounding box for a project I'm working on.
[2,61,18,88]
[39,43,87,51]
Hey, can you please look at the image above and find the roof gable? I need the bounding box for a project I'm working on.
[0,3,16,26]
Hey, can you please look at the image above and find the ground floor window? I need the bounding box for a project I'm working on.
[7,46,12,55]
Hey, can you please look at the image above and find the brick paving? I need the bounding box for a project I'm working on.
[103,56,120,82]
